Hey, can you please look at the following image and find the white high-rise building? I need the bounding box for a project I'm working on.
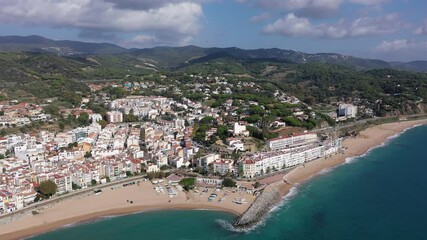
[106,111,123,123]
[338,104,358,118]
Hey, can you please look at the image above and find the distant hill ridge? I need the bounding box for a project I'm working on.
[0,35,426,72]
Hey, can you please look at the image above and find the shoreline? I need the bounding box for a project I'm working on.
[2,204,240,240]
[0,119,426,239]
[270,119,427,203]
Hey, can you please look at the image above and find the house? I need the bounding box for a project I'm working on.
[213,159,234,176]
[196,177,223,188]
[146,163,159,173]
[166,174,184,185]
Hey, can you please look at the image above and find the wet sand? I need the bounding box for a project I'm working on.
[0,181,255,240]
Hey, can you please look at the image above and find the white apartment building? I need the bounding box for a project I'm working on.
[106,111,123,123]
[198,154,221,167]
[213,159,234,176]
[267,132,318,151]
[243,145,328,178]
[338,104,358,118]
[233,122,249,136]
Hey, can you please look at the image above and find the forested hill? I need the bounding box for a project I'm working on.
[0,50,426,118]
[1,35,427,72]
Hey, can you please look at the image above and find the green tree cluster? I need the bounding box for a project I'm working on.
[179,178,196,191]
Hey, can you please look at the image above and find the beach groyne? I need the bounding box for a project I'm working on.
[233,190,280,229]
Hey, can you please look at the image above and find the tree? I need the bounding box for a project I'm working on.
[216,125,229,141]
[0,154,4,159]
[78,112,90,126]
[179,178,196,191]
[124,113,139,122]
[126,171,133,177]
[104,176,111,183]
[58,122,65,131]
[222,178,236,188]
[91,179,97,186]
[98,119,108,128]
[38,180,57,198]
[72,182,81,190]
[84,151,92,158]
[43,104,60,116]
[160,165,170,171]
[254,181,261,189]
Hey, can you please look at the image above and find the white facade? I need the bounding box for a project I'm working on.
[243,144,340,178]
[267,133,318,151]
[198,154,220,167]
[106,111,123,123]
[233,122,249,136]
[89,113,103,123]
[338,104,358,118]
[213,159,233,175]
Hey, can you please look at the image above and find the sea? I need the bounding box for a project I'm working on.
[31,125,427,240]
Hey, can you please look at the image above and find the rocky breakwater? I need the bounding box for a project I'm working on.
[233,189,281,229]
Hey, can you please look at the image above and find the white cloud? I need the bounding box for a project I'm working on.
[239,0,343,18]
[414,19,427,35]
[104,0,216,10]
[376,39,427,52]
[263,13,321,37]
[349,0,387,5]
[238,0,389,18]
[374,39,427,61]
[349,13,402,36]
[0,0,204,45]
[250,12,271,23]
[263,13,403,38]
[124,35,162,46]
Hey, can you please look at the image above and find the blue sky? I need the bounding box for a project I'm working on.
[0,0,426,61]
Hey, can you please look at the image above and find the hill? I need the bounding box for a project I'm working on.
[0,35,128,55]
[1,35,427,72]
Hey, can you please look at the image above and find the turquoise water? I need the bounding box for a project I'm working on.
[32,125,427,240]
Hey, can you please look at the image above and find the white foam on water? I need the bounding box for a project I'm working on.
[217,124,426,234]
[344,123,422,165]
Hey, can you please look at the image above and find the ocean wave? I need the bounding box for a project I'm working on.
[217,124,426,234]
[344,124,422,165]
[215,218,265,233]
[61,223,78,228]
[318,168,333,175]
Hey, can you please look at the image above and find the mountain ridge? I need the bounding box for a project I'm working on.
[0,35,426,72]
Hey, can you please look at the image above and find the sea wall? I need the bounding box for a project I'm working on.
[233,190,280,229]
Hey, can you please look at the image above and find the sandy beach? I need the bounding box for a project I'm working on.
[0,119,426,240]
[269,119,427,197]
[0,179,256,240]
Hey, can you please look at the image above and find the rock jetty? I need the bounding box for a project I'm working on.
[233,190,281,229]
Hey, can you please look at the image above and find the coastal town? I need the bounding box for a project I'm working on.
[1,0,427,237]
[0,76,349,215]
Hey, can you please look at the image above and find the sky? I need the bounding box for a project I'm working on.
[0,0,426,61]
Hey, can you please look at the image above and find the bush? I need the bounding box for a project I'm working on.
[160,165,170,171]
[222,178,236,188]
[91,179,97,186]
[179,178,196,191]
